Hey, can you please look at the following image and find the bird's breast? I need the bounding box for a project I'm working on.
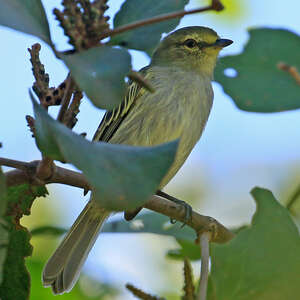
[110,66,213,187]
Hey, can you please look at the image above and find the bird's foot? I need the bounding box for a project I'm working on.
[157,190,192,226]
[169,198,192,226]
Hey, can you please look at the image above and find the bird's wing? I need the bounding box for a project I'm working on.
[92,67,149,143]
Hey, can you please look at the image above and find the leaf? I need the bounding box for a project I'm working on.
[0,184,48,300]
[209,187,300,300]
[167,239,201,261]
[110,0,189,55]
[31,97,178,211]
[215,28,300,112]
[0,0,51,45]
[62,46,132,110]
[102,211,196,240]
[30,225,67,237]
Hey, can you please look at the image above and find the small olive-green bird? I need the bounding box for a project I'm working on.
[43,26,232,294]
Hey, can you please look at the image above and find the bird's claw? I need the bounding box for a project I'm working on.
[169,199,192,226]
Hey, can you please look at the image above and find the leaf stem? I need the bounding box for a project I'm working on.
[197,232,211,300]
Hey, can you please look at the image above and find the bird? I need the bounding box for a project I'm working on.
[42,26,232,294]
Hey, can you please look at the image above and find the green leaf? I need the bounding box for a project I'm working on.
[30,225,67,237]
[32,98,178,211]
[215,28,300,112]
[102,211,196,240]
[0,184,48,300]
[167,239,201,261]
[0,0,51,45]
[62,46,132,110]
[209,187,300,300]
[111,0,189,55]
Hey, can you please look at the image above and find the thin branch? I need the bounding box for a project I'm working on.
[100,1,224,39]
[57,75,74,122]
[0,157,30,171]
[2,159,234,244]
[128,71,155,93]
[287,184,300,210]
[196,232,210,300]
[3,162,91,191]
[145,196,233,244]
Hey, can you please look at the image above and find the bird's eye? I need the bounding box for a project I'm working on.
[184,39,197,48]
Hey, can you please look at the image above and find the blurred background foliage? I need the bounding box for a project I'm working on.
[200,0,249,24]
[1,0,300,299]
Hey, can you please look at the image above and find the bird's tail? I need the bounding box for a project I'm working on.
[42,198,110,294]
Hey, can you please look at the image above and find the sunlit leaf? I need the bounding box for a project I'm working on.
[215,28,300,112]
[30,226,67,237]
[111,0,189,55]
[200,0,248,23]
[0,184,48,300]
[32,97,178,211]
[62,46,131,110]
[209,187,300,300]
[167,239,201,261]
[0,0,51,45]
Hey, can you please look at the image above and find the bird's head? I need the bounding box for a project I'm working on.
[151,26,232,77]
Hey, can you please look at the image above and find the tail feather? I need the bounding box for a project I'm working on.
[42,200,110,294]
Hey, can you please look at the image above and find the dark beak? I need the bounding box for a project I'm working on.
[214,39,233,48]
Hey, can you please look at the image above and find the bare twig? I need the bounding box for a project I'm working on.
[0,157,29,171]
[57,75,74,122]
[286,184,300,210]
[196,232,211,300]
[1,158,234,244]
[100,1,224,40]
[128,71,155,93]
[146,196,233,244]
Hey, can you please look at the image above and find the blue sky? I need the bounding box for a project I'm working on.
[1,0,300,298]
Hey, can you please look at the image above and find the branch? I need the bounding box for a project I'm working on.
[286,183,300,211]
[1,158,234,244]
[100,0,224,39]
[0,157,29,171]
[146,196,233,243]
[57,75,74,122]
